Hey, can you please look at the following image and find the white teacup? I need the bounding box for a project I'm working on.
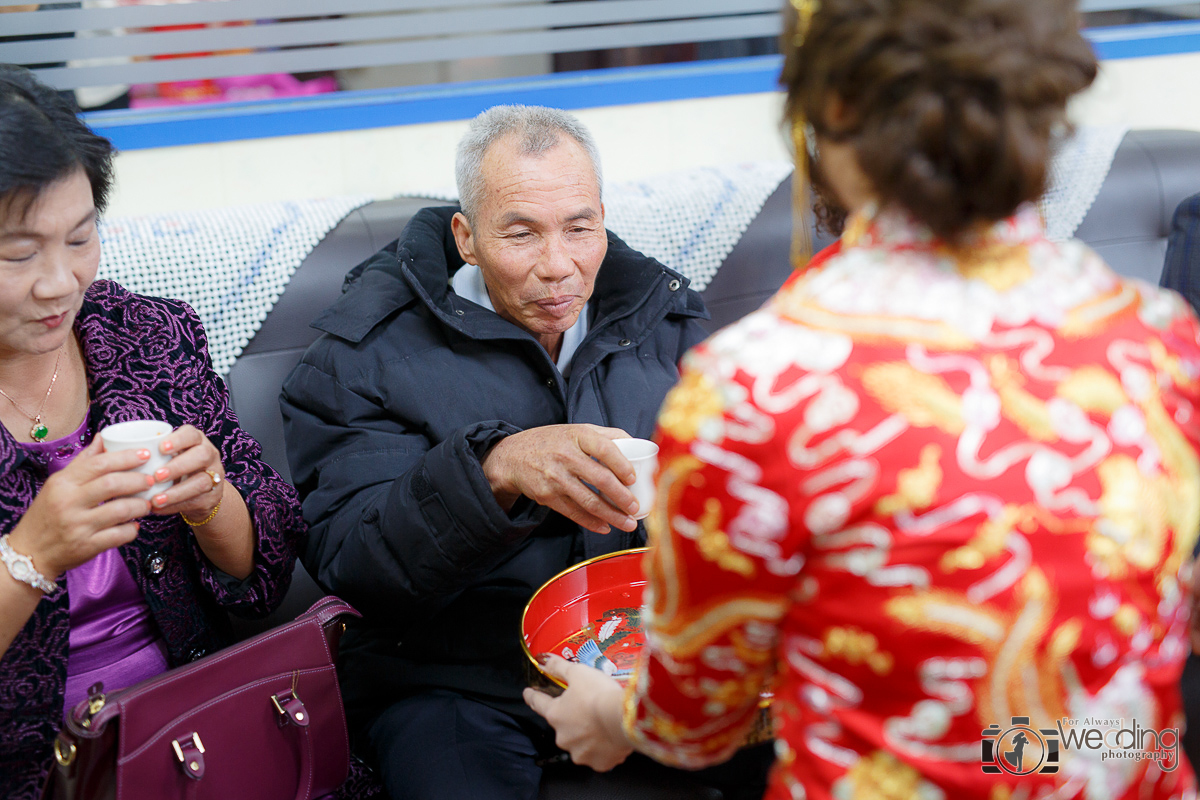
[612,438,659,520]
[99,420,174,501]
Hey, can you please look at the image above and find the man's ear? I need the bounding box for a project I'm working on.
[451,211,477,266]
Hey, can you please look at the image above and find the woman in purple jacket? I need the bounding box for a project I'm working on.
[0,66,306,798]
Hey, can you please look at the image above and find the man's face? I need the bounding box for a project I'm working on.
[452,135,606,347]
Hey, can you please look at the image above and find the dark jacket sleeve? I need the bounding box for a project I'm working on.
[280,356,546,620]
[1161,193,1200,319]
[173,302,304,617]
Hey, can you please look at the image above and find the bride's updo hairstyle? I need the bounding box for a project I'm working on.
[781,0,1098,240]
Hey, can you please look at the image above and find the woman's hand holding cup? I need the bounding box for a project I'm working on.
[141,424,226,523]
[7,437,153,579]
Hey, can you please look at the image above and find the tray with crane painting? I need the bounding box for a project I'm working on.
[521,548,647,689]
[520,547,773,745]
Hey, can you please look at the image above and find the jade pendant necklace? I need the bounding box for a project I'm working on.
[0,344,65,442]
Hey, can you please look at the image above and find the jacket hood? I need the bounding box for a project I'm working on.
[311,206,706,344]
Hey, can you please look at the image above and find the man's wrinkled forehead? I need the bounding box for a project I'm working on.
[481,135,601,199]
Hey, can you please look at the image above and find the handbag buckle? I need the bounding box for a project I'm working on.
[54,738,76,768]
[80,682,106,729]
[271,688,310,728]
[171,732,206,781]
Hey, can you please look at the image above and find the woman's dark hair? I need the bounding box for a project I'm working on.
[781,0,1098,240]
[0,64,115,220]
[808,148,849,237]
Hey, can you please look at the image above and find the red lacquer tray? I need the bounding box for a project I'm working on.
[521,547,775,745]
[521,548,648,690]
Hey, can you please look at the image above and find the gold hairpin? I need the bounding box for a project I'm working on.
[790,0,820,45]
[787,0,821,271]
[790,117,814,272]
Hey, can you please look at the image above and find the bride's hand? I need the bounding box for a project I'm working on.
[523,655,634,772]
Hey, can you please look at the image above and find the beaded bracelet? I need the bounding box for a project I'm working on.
[180,497,222,527]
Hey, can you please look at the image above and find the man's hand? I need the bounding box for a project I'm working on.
[481,424,639,534]
[523,655,634,772]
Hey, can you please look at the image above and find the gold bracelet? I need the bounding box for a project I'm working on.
[180,497,222,527]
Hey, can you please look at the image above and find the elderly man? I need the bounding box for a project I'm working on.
[281,106,716,798]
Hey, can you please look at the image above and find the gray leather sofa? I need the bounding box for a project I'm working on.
[220,128,1200,796]
[227,129,1200,496]
[225,124,1200,633]
[1075,130,1200,284]
[225,194,826,490]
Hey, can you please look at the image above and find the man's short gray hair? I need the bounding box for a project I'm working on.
[455,105,603,223]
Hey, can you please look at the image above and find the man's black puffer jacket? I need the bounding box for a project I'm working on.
[280,206,708,734]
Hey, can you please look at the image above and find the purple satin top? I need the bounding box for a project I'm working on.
[21,418,169,718]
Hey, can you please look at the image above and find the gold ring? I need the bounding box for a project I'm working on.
[205,470,222,489]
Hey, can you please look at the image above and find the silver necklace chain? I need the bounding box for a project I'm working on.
[0,344,65,441]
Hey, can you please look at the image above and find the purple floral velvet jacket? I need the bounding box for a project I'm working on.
[0,281,305,799]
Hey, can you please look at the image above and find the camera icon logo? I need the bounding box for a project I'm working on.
[982,717,1059,776]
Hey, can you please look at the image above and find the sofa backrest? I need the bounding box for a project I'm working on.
[225,128,1200,488]
[225,198,435,485]
[219,127,1200,634]
[1074,130,1200,284]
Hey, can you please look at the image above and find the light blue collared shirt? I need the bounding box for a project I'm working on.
[450,263,589,377]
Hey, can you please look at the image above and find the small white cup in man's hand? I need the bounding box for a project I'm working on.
[612,438,658,520]
[99,420,174,501]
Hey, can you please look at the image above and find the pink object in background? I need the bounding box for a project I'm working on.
[130,73,338,108]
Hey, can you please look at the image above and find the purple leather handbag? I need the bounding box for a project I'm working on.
[42,596,359,800]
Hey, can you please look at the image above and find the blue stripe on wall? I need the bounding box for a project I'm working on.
[86,56,783,151]
[1087,20,1200,60]
[85,21,1200,152]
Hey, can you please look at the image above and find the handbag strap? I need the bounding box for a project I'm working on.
[274,688,316,800]
[293,727,316,800]
[304,596,359,630]
[168,687,319,800]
